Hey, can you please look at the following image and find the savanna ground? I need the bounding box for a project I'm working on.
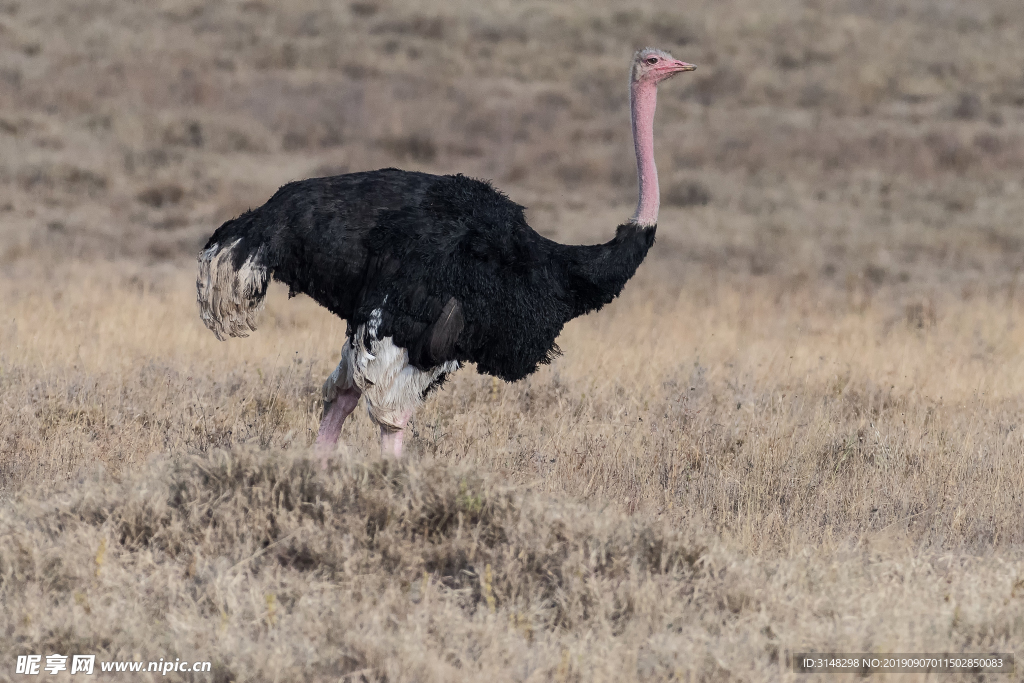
[2,0,1024,680]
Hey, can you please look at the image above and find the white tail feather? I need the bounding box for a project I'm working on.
[196,240,268,341]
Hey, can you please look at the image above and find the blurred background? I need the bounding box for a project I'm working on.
[2,0,1023,305]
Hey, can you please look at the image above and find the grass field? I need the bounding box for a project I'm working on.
[2,0,1024,680]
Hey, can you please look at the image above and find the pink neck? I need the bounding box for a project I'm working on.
[630,79,659,227]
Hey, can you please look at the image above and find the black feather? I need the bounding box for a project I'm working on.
[203,169,655,382]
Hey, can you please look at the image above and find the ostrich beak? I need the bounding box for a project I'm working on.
[656,60,696,82]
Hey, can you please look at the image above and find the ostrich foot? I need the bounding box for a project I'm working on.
[316,387,361,469]
[379,410,413,458]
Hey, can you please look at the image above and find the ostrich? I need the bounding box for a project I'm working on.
[197,48,695,459]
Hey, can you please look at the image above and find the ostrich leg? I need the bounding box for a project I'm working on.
[379,410,413,457]
[317,388,361,445]
[315,388,361,467]
[316,342,360,468]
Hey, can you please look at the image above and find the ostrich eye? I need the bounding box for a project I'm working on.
[646,57,658,65]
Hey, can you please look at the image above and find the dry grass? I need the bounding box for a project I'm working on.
[3,0,1024,680]
[2,266,1024,681]
[4,263,1024,552]
[1,445,1021,683]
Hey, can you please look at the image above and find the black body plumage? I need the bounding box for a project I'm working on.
[203,168,655,382]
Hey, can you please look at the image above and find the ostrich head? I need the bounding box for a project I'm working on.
[631,48,696,85]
